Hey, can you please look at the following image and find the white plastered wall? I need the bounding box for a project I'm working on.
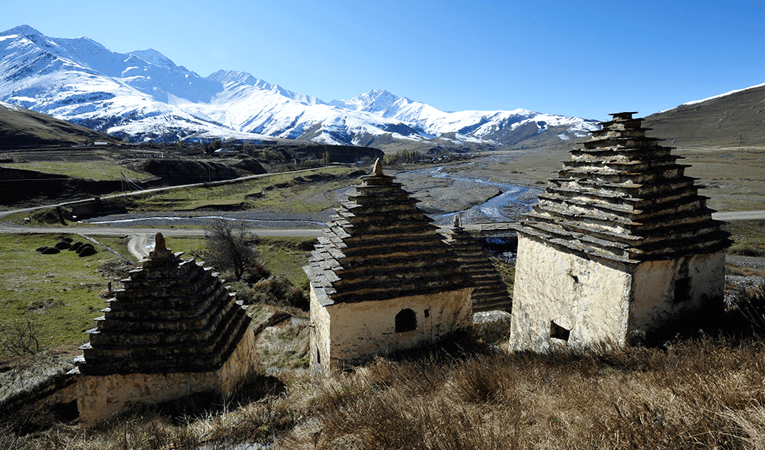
[76,326,258,426]
[309,285,332,373]
[310,287,473,372]
[509,237,632,352]
[629,250,725,335]
[510,237,727,353]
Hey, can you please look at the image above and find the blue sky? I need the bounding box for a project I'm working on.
[3,0,764,120]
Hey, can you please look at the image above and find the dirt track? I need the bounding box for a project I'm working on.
[0,224,324,260]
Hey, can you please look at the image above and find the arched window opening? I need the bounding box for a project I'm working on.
[395,309,417,333]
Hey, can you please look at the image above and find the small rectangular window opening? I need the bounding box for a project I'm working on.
[550,321,570,341]
[424,309,429,318]
[674,277,691,303]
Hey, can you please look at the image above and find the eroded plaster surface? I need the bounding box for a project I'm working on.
[509,113,730,353]
[510,237,727,352]
[630,251,725,334]
[311,288,472,372]
[77,319,258,426]
[510,237,631,352]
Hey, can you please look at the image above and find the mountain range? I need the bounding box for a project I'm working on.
[0,25,598,151]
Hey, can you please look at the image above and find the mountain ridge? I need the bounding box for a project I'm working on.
[0,25,598,151]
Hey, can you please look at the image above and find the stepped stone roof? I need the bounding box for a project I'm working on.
[519,112,731,264]
[76,234,252,376]
[444,215,512,312]
[304,160,472,306]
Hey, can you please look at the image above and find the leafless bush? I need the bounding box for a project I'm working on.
[731,284,765,334]
[250,276,308,310]
[201,218,259,281]
[0,318,41,356]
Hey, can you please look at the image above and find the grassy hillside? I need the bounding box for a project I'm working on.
[0,234,131,357]
[0,102,116,148]
[644,83,765,148]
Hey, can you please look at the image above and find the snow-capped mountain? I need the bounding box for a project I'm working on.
[0,25,599,148]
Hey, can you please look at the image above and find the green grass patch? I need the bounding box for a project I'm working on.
[723,219,765,257]
[163,236,206,257]
[0,234,123,358]
[164,235,313,289]
[1,161,151,181]
[129,166,358,213]
[491,256,515,295]
[88,235,135,261]
[258,237,314,289]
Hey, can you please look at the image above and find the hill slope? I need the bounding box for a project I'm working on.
[0,100,116,147]
[644,83,765,148]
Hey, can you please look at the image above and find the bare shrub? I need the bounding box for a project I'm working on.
[201,218,259,281]
[730,284,765,334]
[0,318,41,356]
[250,276,308,310]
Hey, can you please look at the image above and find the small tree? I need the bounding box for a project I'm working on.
[0,317,41,356]
[203,218,259,281]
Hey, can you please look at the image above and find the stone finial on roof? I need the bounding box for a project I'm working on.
[155,233,166,251]
[373,158,383,176]
[149,232,172,260]
[452,212,462,229]
[609,112,638,120]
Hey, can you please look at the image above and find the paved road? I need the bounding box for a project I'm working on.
[712,210,765,221]
[2,198,762,260]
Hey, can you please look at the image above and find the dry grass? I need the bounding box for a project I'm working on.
[1,161,150,181]
[6,310,765,449]
[2,249,765,449]
[288,335,765,449]
[128,166,357,213]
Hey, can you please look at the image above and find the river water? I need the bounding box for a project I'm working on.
[395,163,542,226]
[82,155,542,228]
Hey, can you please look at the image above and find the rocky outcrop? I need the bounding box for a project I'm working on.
[134,158,266,184]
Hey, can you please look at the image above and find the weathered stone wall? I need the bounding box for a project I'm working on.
[76,326,258,426]
[510,237,632,352]
[311,288,473,372]
[630,251,726,335]
[510,238,727,352]
[309,285,332,373]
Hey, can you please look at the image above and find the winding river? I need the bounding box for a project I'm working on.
[82,155,542,228]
